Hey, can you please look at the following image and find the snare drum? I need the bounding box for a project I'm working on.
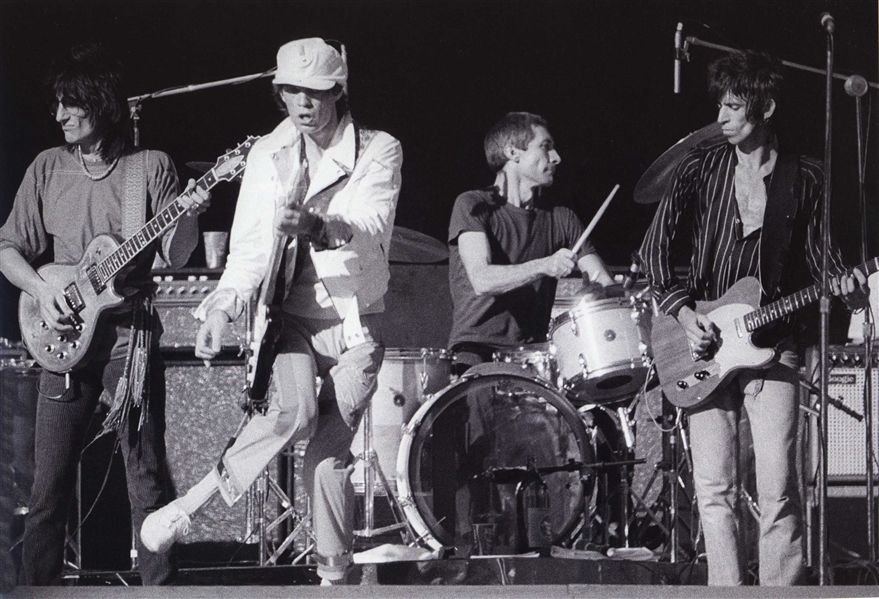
[351,348,453,494]
[549,297,651,403]
[396,365,594,555]
[492,343,558,386]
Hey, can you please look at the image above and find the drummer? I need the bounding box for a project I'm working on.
[447,112,615,375]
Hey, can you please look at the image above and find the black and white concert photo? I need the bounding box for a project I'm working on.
[1,1,877,597]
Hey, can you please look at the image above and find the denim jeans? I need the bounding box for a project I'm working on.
[215,313,384,579]
[688,346,805,586]
[19,356,173,586]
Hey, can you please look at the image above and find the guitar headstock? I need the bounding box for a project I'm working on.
[209,136,260,183]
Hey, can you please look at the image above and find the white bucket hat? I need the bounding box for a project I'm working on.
[273,38,347,90]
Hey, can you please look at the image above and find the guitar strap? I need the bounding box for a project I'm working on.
[123,149,148,237]
[759,153,800,296]
[101,149,151,438]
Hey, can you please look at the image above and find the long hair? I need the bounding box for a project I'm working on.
[708,50,783,124]
[46,43,132,160]
[483,112,549,172]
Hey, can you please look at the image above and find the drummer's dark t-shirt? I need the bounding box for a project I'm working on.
[447,187,596,349]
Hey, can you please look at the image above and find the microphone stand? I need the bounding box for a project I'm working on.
[127,67,277,147]
[681,37,879,91]
[847,74,877,562]
[818,23,834,587]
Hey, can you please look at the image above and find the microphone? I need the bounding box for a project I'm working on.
[622,251,641,291]
[845,74,868,97]
[674,22,683,94]
[820,12,835,34]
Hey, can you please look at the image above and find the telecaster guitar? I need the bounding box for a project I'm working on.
[651,257,878,409]
[19,137,259,373]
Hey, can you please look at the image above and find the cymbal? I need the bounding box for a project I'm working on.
[633,122,725,204]
[390,226,448,264]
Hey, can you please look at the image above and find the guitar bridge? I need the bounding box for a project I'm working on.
[64,282,86,313]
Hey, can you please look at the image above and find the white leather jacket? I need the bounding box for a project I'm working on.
[195,112,403,323]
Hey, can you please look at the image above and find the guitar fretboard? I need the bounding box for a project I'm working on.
[95,198,191,284]
[90,137,256,287]
[744,257,879,332]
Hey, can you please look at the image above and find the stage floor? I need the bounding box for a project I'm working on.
[6,557,879,599]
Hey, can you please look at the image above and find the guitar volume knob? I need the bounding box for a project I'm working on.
[676,380,689,389]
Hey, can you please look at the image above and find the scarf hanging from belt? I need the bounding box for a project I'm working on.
[99,150,154,438]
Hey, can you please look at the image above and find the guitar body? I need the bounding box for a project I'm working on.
[15,136,260,375]
[651,277,776,409]
[247,301,283,401]
[18,234,126,373]
[246,234,292,401]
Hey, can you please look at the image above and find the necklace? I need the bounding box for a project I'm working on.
[76,145,119,181]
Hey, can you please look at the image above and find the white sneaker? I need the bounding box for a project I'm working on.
[140,501,191,553]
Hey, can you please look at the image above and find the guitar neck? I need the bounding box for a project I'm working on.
[94,173,219,285]
[744,257,879,332]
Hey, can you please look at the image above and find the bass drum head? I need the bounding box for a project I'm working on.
[397,368,594,556]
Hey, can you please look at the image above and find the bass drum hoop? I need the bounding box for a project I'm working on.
[396,367,594,553]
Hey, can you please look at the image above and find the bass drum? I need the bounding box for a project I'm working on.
[396,365,594,556]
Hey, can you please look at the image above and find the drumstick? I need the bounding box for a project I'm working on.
[571,184,620,254]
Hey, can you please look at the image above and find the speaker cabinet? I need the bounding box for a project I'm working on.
[163,358,283,545]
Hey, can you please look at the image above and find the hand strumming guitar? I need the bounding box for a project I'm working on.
[675,305,718,355]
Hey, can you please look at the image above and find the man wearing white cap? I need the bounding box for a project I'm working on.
[141,38,403,584]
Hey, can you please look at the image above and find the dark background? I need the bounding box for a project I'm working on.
[2,0,877,341]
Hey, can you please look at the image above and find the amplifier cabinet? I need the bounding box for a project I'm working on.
[153,273,246,351]
[824,347,879,482]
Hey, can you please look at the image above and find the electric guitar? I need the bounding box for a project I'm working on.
[651,257,878,409]
[19,137,259,373]
[246,158,310,401]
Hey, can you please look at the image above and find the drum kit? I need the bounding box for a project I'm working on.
[348,285,690,558]
[340,123,730,559]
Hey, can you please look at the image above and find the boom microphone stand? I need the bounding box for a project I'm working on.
[817,12,835,586]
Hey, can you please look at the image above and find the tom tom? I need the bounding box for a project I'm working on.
[351,348,453,495]
[396,366,594,556]
[492,343,558,386]
[549,297,651,404]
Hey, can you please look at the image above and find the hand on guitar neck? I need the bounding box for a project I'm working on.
[830,266,871,312]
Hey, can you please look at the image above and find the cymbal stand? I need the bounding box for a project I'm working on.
[628,399,698,563]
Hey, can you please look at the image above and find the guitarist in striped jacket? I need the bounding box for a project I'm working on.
[639,50,869,586]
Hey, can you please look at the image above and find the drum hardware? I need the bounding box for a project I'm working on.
[353,348,452,540]
[624,402,699,562]
[353,400,411,539]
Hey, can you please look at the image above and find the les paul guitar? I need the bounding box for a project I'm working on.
[19,137,259,373]
[651,257,878,409]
